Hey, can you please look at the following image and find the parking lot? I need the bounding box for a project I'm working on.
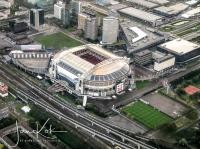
[142,92,189,118]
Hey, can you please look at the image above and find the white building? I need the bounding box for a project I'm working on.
[54,1,65,20]
[153,53,175,72]
[102,16,119,45]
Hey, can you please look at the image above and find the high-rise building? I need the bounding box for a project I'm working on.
[29,9,44,30]
[54,1,65,20]
[71,0,81,15]
[84,17,98,41]
[63,8,71,27]
[96,0,110,6]
[78,13,89,30]
[102,16,119,45]
[27,0,54,10]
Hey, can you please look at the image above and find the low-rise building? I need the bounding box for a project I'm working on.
[119,7,164,27]
[154,3,189,17]
[134,50,152,65]
[158,39,200,63]
[0,82,8,97]
[153,53,175,72]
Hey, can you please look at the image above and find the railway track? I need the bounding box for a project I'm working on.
[0,63,156,149]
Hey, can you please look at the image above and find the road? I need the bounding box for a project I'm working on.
[0,62,156,149]
[92,63,200,113]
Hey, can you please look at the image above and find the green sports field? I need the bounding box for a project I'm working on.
[122,101,173,129]
[35,32,83,49]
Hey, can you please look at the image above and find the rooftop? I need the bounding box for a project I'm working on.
[159,39,200,55]
[120,20,165,53]
[119,7,163,22]
[148,0,169,5]
[184,85,200,95]
[154,3,189,15]
[53,44,125,75]
[126,0,158,8]
[135,49,151,56]
[181,7,200,18]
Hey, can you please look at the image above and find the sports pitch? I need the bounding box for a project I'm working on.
[122,101,173,129]
[35,32,83,49]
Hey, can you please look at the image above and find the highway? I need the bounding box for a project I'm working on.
[0,62,156,149]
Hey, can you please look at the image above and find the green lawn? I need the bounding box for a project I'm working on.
[136,80,150,89]
[122,101,173,129]
[35,32,83,49]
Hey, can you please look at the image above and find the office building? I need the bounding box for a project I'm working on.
[102,16,119,45]
[54,1,65,20]
[78,13,89,30]
[29,9,44,30]
[134,50,152,65]
[84,17,98,41]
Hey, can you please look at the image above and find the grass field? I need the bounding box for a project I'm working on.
[136,80,150,89]
[122,101,173,129]
[35,32,83,49]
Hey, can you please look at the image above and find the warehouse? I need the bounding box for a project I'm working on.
[158,39,200,63]
[119,7,164,26]
[126,0,159,9]
[154,3,189,16]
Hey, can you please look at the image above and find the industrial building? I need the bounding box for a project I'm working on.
[120,20,165,54]
[119,7,164,26]
[147,0,169,5]
[84,17,98,41]
[49,44,134,99]
[154,3,189,17]
[29,9,45,30]
[126,0,159,9]
[0,82,8,97]
[158,39,200,63]
[102,16,119,45]
[181,7,200,18]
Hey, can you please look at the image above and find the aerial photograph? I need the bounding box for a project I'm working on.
[0,0,200,149]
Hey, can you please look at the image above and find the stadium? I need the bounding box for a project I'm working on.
[49,44,133,99]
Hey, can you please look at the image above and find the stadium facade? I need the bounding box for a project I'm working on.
[49,44,134,99]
